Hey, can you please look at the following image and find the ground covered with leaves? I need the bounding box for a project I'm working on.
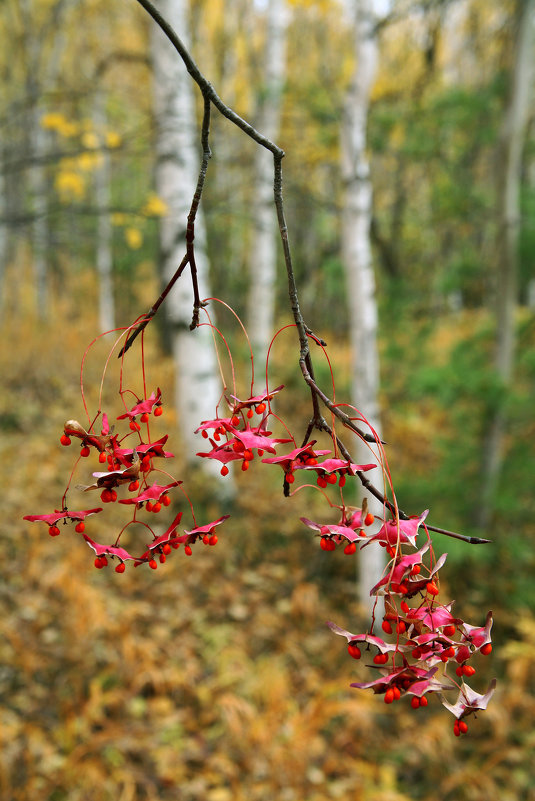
[1,297,534,801]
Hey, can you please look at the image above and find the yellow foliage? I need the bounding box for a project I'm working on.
[125,226,143,249]
[40,111,67,130]
[55,170,85,200]
[112,212,128,226]
[142,192,169,217]
[105,130,122,148]
[77,151,103,171]
[81,130,100,149]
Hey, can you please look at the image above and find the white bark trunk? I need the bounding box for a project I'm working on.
[151,0,222,464]
[93,99,115,333]
[341,0,384,616]
[477,0,535,528]
[247,0,288,369]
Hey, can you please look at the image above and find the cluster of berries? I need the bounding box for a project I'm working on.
[24,388,228,572]
[23,341,495,735]
[300,509,495,735]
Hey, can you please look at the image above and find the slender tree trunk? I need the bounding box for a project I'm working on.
[93,98,115,333]
[247,0,288,369]
[151,0,222,463]
[477,0,535,529]
[341,0,384,616]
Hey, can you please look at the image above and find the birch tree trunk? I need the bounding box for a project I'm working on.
[151,0,222,463]
[247,0,288,368]
[341,0,384,615]
[477,0,535,529]
[93,98,115,333]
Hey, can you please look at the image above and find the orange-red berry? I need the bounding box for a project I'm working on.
[60,434,71,446]
[148,559,157,570]
[480,643,492,655]
[241,460,250,471]
[462,664,476,677]
[152,502,162,513]
[364,512,374,526]
[426,582,439,596]
[317,476,328,488]
[458,720,468,734]
[98,452,107,464]
[49,524,60,537]
[184,545,192,556]
[159,554,166,564]
[220,465,229,476]
[348,642,361,659]
[384,688,395,704]
[382,620,393,634]
[256,402,266,414]
[140,413,149,423]
[128,480,139,492]
[154,406,163,417]
[247,408,254,419]
[411,697,420,709]
[75,521,85,533]
[420,695,428,707]
[443,624,456,637]
[129,420,140,432]
[209,535,218,546]
[231,415,240,426]
[162,494,171,507]
[80,445,90,458]
[162,543,171,555]
[344,541,357,555]
[115,563,126,573]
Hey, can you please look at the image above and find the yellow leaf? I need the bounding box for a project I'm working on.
[125,227,143,249]
[82,131,99,150]
[142,193,168,217]
[41,112,66,131]
[106,131,122,149]
[55,171,85,200]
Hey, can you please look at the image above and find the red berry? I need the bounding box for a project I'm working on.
[393,687,401,700]
[154,405,163,417]
[426,582,439,596]
[348,642,361,659]
[443,624,456,637]
[152,502,162,513]
[110,490,117,502]
[100,556,108,567]
[149,559,157,570]
[128,480,139,492]
[411,697,420,709]
[60,434,71,446]
[384,688,395,704]
[344,541,357,555]
[129,420,140,432]
[202,429,209,438]
[364,512,374,526]
[146,501,154,512]
[101,489,113,503]
[326,473,337,485]
[162,494,171,507]
[453,723,461,737]
[162,543,171,555]
[339,474,346,488]
[141,457,151,471]
[140,413,149,423]
[159,554,166,564]
[285,472,295,484]
[184,545,192,556]
[241,460,250,471]
[396,621,406,634]
[80,445,90,458]
[458,720,468,734]
[203,534,210,545]
[75,521,85,533]
[49,524,60,537]
[231,415,240,426]
[115,563,126,573]
[305,457,317,466]
[462,664,476,677]
[480,643,492,655]
[209,535,218,546]
[94,557,104,569]
[317,476,328,488]
[401,601,410,614]
[99,452,107,464]
[256,402,266,414]
[410,564,421,575]
[419,695,428,707]
[246,408,254,419]
[220,465,229,476]
[382,620,393,634]
[233,440,244,453]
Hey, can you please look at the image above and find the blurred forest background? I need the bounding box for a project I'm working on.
[1,0,535,799]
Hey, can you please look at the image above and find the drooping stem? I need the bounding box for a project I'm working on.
[130,0,487,546]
